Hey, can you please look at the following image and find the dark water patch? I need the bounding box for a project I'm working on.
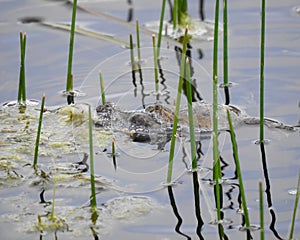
[18,16,44,24]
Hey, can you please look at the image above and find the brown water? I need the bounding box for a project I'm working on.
[0,0,299,239]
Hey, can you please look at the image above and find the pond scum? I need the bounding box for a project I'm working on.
[0,0,299,239]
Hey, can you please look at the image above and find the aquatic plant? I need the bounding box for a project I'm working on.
[152,34,159,95]
[211,0,223,225]
[259,181,264,240]
[222,0,230,105]
[135,19,141,63]
[33,95,45,169]
[227,108,251,231]
[129,34,136,72]
[167,26,189,184]
[259,0,266,142]
[185,58,197,170]
[289,171,300,240]
[42,21,130,48]
[157,0,167,57]
[223,0,228,88]
[99,71,106,104]
[66,0,78,102]
[88,105,97,210]
[172,0,189,29]
[18,32,27,106]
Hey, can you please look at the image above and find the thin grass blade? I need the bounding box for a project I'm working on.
[88,105,97,209]
[167,26,189,184]
[227,108,251,230]
[33,95,46,169]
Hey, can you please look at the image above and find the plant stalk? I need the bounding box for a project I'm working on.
[66,0,78,93]
[88,105,97,209]
[167,26,189,184]
[33,95,45,169]
[99,72,106,104]
[259,0,265,142]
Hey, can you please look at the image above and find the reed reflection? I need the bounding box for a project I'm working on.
[167,186,191,239]
[192,171,205,239]
[199,0,205,21]
[260,142,284,240]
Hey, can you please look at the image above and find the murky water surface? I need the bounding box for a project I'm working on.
[0,0,299,239]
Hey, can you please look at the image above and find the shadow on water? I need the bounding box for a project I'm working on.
[259,142,284,240]
[167,171,205,240]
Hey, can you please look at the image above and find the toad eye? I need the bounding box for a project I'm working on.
[155,105,161,111]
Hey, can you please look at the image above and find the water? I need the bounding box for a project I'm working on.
[0,0,299,239]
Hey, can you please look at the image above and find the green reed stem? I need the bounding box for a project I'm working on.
[259,0,265,142]
[88,105,97,210]
[227,108,251,230]
[33,95,45,169]
[213,0,219,136]
[50,172,57,220]
[213,132,222,221]
[178,0,188,26]
[18,32,27,104]
[152,34,159,94]
[99,72,106,104]
[185,58,197,170]
[289,171,300,240]
[157,0,166,57]
[259,181,264,240]
[167,26,189,184]
[212,0,222,221]
[223,0,228,87]
[173,0,178,30]
[66,0,77,93]
[135,19,141,62]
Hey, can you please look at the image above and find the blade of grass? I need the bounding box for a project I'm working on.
[99,72,106,104]
[227,108,251,231]
[18,32,27,104]
[185,58,197,170]
[33,95,46,169]
[157,0,166,57]
[152,34,159,95]
[50,170,57,221]
[259,181,264,240]
[212,0,222,223]
[66,0,77,93]
[42,22,130,48]
[223,0,228,87]
[88,105,97,210]
[259,0,265,142]
[289,171,300,240]
[167,26,189,184]
[173,0,178,30]
[136,19,141,62]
